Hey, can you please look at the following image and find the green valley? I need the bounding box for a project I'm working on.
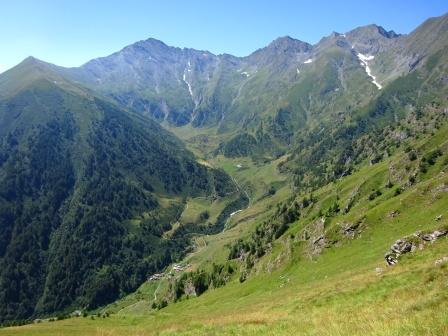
[0,9,447,336]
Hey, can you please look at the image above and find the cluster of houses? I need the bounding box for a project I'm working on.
[148,264,190,281]
[148,273,164,281]
[172,264,184,272]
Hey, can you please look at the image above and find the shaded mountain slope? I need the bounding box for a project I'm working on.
[0,59,235,321]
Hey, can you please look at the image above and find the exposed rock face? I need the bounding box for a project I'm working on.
[304,217,328,258]
[343,188,360,214]
[301,229,310,241]
[311,235,328,257]
[345,24,401,55]
[183,280,197,297]
[341,222,361,239]
[385,227,448,265]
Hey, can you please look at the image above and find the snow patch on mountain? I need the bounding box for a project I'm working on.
[357,53,374,62]
[183,60,195,103]
[357,53,382,90]
[303,59,313,64]
[182,72,194,98]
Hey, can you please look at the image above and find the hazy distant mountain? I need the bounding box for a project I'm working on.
[46,14,446,160]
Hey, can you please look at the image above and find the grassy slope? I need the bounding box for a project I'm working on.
[101,156,291,314]
[2,236,447,335]
[2,113,448,335]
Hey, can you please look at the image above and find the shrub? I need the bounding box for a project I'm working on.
[268,185,276,196]
[369,190,382,200]
[198,211,210,222]
[426,149,442,165]
[408,151,417,161]
[56,314,66,321]
[158,300,168,310]
[419,163,428,173]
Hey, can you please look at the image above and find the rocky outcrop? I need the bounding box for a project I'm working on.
[434,256,448,266]
[183,279,197,297]
[302,217,329,258]
[385,227,448,265]
[385,238,418,265]
[340,222,361,239]
[420,229,448,242]
[310,235,328,257]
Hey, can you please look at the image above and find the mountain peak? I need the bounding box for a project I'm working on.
[1,56,52,80]
[271,35,296,43]
[0,56,71,98]
[19,55,48,67]
[22,55,39,62]
[344,24,402,54]
[141,37,170,48]
[377,26,400,38]
[347,24,401,39]
[122,37,172,55]
[267,35,312,51]
[314,31,351,50]
[246,36,311,65]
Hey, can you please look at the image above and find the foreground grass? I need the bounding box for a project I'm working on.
[2,234,447,335]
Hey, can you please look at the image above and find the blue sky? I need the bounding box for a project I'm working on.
[1,0,447,73]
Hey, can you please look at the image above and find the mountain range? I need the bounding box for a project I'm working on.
[0,12,447,329]
[52,13,448,162]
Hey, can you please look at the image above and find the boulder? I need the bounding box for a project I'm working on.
[435,256,448,266]
[385,253,398,265]
[309,235,328,257]
[388,210,400,218]
[420,229,448,242]
[385,226,448,265]
[341,222,360,238]
[390,239,414,254]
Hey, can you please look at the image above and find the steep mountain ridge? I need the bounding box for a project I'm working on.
[0,60,236,321]
[47,13,448,161]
